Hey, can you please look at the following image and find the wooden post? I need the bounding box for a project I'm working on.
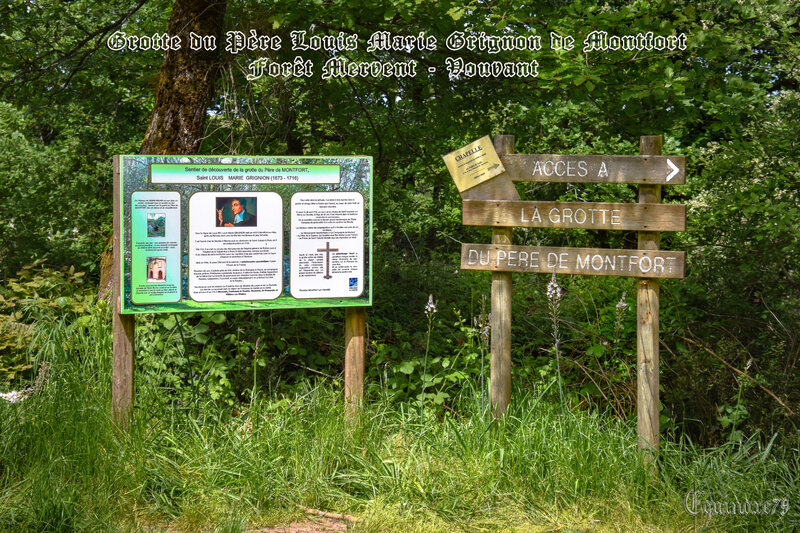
[637,136,662,458]
[459,136,519,417]
[112,155,135,428]
[489,135,515,418]
[344,306,366,418]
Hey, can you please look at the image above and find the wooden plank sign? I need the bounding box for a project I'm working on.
[461,243,685,279]
[463,200,685,232]
[499,154,685,184]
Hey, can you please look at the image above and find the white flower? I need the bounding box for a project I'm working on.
[473,312,490,345]
[546,272,562,303]
[424,294,437,318]
[615,292,628,312]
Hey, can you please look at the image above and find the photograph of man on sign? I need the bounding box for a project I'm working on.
[216,197,257,227]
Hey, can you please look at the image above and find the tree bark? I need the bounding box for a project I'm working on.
[139,0,227,154]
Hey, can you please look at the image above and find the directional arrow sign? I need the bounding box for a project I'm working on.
[665,159,679,182]
[498,154,685,185]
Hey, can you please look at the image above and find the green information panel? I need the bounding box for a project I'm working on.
[118,155,372,314]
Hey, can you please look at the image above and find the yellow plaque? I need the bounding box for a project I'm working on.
[442,135,505,192]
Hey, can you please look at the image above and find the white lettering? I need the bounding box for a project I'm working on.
[496,250,507,266]
[583,31,688,53]
[291,30,356,51]
[444,57,539,79]
[550,32,575,50]
[107,31,181,51]
[521,207,541,223]
[189,32,216,51]
[228,30,281,54]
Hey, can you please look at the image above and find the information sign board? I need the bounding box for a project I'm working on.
[118,155,372,314]
[442,136,506,192]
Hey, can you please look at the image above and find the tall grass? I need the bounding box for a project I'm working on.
[1,306,798,532]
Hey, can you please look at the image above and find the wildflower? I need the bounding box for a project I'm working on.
[546,271,564,408]
[546,271,562,303]
[613,292,628,342]
[424,294,437,318]
[473,312,490,346]
[615,291,628,312]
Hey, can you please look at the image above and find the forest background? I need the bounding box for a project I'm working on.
[1,0,799,531]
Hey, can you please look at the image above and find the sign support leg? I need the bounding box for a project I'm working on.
[344,306,366,418]
[637,136,662,462]
[112,155,135,428]
[490,135,515,418]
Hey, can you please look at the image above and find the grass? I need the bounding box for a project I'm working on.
[1,306,798,532]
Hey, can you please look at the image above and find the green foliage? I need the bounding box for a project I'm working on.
[134,307,344,405]
[664,91,800,443]
[0,0,166,278]
[0,261,92,384]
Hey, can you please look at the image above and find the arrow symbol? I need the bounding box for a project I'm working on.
[666,159,679,182]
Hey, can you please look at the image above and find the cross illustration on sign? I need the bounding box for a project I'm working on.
[317,241,339,279]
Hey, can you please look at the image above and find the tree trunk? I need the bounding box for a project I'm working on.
[98,0,227,300]
[139,0,227,154]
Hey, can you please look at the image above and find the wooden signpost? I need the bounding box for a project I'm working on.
[499,153,684,184]
[463,200,685,232]
[447,135,685,459]
[461,244,684,278]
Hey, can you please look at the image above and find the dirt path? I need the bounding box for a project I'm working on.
[251,517,350,533]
